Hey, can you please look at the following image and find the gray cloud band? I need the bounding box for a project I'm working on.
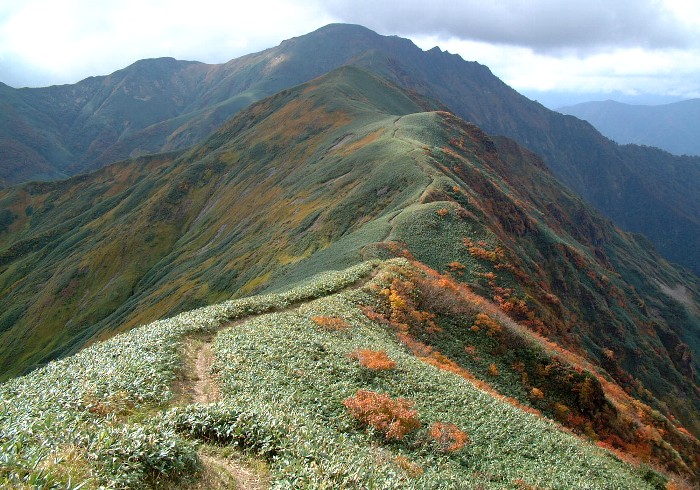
[322,0,695,52]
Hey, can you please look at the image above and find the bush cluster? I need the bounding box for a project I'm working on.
[343,389,421,440]
[349,349,397,370]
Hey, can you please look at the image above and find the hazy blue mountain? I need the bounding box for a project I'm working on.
[559,99,700,156]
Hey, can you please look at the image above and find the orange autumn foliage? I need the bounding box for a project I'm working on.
[393,455,424,478]
[364,263,544,419]
[429,422,470,452]
[463,238,503,261]
[473,312,502,337]
[447,261,466,274]
[350,349,397,371]
[343,389,421,440]
[311,315,349,331]
[363,261,700,480]
[530,387,545,400]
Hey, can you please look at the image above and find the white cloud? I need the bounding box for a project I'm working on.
[0,0,698,103]
[0,0,333,86]
[411,34,700,98]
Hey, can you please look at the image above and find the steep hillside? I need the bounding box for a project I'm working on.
[0,67,435,378]
[0,59,209,185]
[2,261,684,489]
[0,82,71,183]
[559,99,700,156]
[1,67,699,482]
[2,24,699,276]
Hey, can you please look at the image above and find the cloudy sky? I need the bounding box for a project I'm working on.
[1,0,698,107]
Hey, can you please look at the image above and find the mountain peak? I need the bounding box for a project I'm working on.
[111,56,203,79]
[312,22,380,35]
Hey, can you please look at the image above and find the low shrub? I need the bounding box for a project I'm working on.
[343,389,420,441]
[349,349,397,371]
[428,422,471,452]
[312,315,349,331]
[95,424,199,488]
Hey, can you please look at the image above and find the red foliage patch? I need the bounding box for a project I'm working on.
[349,349,397,371]
[429,422,470,452]
[311,315,349,331]
[343,389,421,440]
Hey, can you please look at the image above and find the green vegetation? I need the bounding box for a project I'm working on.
[0,260,668,488]
[1,63,699,486]
[2,23,699,280]
[0,262,375,488]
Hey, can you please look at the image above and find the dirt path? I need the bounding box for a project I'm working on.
[174,268,380,488]
[201,453,268,490]
[175,336,218,405]
[192,340,219,404]
[176,336,267,489]
[187,452,269,490]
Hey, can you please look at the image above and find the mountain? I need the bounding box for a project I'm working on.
[0,59,210,185]
[1,24,699,277]
[0,66,437,378]
[558,99,700,156]
[1,67,699,484]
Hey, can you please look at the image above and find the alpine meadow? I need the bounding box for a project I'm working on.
[0,24,699,489]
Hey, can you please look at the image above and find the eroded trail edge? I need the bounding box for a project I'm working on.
[193,339,219,404]
[173,264,380,489]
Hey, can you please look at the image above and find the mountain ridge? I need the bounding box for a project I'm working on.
[1,67,699,483]
[2,23,699,277]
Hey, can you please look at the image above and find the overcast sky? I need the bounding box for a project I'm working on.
[1,0,699,107]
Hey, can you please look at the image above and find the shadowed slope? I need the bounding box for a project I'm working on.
[559,98,700,156]
[0,59,210,184]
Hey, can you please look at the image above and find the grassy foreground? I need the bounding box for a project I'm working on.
[0,260,670,488]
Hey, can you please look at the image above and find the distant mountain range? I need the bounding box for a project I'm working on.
[559,98,700,156]
[1,25,698,278]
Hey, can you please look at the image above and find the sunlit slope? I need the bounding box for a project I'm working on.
[0,261,680,489]
[0,67,434,378]
[1,66,699,474]
[3,24,699,277]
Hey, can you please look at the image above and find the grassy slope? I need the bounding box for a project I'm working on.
[1,67,699,481]
[0,260,672,489]
[0,66,433,379]
[388,117,700,438]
